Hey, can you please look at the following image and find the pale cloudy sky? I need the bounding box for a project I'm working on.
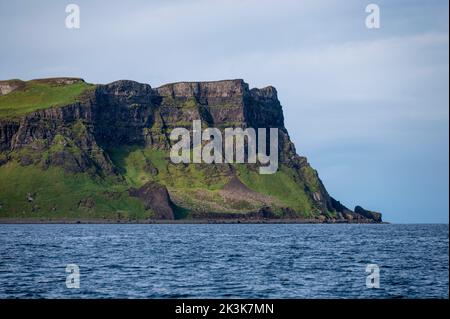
[0,0,448,222]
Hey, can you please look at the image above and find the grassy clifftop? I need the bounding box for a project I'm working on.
[0,78,93,118]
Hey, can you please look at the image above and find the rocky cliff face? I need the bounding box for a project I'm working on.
[0,78,381,222]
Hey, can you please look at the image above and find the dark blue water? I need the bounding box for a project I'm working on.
[0,224,448,298]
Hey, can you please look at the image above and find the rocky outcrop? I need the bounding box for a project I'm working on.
[354,206,382,223]
[0,79,25,95]
[129,181,175,220]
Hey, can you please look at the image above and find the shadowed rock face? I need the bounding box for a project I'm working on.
[0,78,382,222]
[354,206,382,222]
[129,181,175,220]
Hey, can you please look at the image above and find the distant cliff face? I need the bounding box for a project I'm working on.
[0,78,381,222]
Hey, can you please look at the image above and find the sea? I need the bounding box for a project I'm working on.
[0,224,448,298]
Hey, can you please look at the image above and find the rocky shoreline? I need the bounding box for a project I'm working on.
[0,217,386,224]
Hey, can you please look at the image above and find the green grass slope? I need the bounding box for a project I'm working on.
[0,161,148,220]
[0,79,94,118]
[0,144,320,219]
[107,146,317,217]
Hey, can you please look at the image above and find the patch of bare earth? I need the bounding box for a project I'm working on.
[219,176,278,206]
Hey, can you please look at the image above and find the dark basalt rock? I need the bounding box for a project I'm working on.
[354,206,383,223]
[129,181,175,220]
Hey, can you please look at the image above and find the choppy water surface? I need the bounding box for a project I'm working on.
[0,224,448,298]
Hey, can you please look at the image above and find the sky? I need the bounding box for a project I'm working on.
[0,0,448,223]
